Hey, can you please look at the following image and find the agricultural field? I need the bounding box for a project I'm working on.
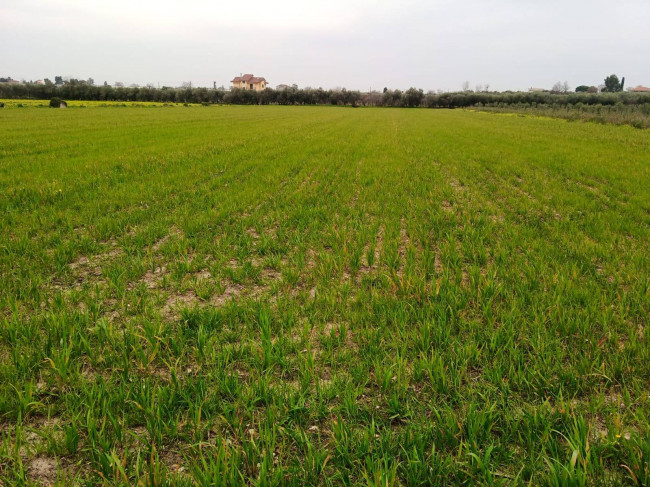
[0,105,649,486]
[0,99,193,109]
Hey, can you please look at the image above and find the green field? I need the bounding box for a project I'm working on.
[1,106,649,486]
[0,99,195,109]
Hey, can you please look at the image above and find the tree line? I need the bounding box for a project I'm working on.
[1,81,648,109]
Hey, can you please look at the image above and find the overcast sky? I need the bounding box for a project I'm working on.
[2,0,649,91]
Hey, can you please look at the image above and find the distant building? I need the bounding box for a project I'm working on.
[0,78,20,84]
[231,74,268,91]
[629,85,650,92]
[275,84,291,90]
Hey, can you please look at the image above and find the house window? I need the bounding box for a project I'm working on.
[250,84,253,90]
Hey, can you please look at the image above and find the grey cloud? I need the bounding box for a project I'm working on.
[2,0,648,91]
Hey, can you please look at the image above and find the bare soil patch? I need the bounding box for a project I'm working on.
[28,456,58,486]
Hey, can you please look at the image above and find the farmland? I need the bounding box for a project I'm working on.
[1,105,649,485]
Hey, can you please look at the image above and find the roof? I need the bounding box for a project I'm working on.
[231,74,267,83]
[630,86,650,92]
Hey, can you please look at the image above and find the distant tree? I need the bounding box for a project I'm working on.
[87,78,94,85]
[587,86,599,93]
[54,76,63,86]
[380,89,398,107]
[603,74,622,92]
[575,85,589,93]
[383,87,388,93]
[404,87,424,107]
[620,76,625,91]
[552,81,570,93]
[362,91,382,106]
[462,81,470,92]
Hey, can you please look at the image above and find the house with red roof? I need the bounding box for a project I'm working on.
[629,85,650,92]
[231,74,268,91]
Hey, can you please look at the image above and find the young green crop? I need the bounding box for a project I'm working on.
[0,105,649,485]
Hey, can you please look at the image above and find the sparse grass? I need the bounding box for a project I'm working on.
[474,104,650,129]
[1,105,649,485]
